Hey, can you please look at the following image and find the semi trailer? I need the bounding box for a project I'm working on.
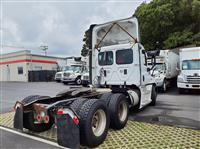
[13,17,157,148]
[147,50,179,92]
[177,47,200,93]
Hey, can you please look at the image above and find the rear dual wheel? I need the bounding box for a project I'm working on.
[108,93,129,129]
[70,98,109,147]
[100,93,129,130]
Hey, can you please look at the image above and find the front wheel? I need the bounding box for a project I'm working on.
[75,77,82,85]
[178,88,185,94]
[150,85,157,106]
[161,79,167,92]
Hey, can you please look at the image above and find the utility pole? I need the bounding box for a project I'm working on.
[40,45,48,56]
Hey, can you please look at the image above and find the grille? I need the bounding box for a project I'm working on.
[56,74,61,77]
[63,73,70,77]
[83,76,89,80]
[187,76,200,84]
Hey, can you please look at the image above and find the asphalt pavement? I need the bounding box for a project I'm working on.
[0,128,62,149]
[0,81,199,149]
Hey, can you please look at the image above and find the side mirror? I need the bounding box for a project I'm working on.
[142,50,146,54]
[147,67,151,72]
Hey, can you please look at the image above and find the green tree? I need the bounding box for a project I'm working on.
[81,29,90,57]
[134,0,200,50]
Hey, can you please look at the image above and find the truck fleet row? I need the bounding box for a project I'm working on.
[13,17,199,149]
[55,47,200,93]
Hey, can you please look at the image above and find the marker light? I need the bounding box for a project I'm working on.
[57,109,64,115]
[73,116,79,125]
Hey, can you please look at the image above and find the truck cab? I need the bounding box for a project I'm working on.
[177,47,200,93]
[62,64,87,85]
[90,17,156,108]
[148,50,179,92]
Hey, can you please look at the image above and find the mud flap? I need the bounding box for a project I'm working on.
[13,106,23,130]
[56,113,80,149]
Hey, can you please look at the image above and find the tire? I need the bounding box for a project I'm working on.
[82,83,88,87]
[63,82,68,85]
[178,88,185,94]
[79,99,109,147]
[76,77,82,85]
[70,98,88,114]
[100,92,113,106]
[161,79,167,92]
[108,93,129,130]
[150,85,157,106]
[23,111,53,132]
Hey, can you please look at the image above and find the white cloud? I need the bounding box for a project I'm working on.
[1,1,147,57]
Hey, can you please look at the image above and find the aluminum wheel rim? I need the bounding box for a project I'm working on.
[77,79,81,84]
[91,109,106,137]
[118,101,128,122]
[163,82,166,91]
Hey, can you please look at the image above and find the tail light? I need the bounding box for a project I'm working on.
[37,115,41,122]
[45,115,49,123]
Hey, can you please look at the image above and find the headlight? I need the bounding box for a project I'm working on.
[70,73,76,78]
[177,77,184,82]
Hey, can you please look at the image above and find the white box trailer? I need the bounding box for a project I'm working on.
[177,47,200,93]
[147,50,179,92]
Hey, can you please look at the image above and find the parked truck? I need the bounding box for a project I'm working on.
[54,57,87,84]
[81,69,90,87]
[13,17,157,148]
[61,64,87,85]
[177,47,200,93]
[147,50,179,92]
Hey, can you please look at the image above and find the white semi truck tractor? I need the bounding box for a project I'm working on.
[147,50,179,92]
[177,47,200,93]
[13,17,157,148]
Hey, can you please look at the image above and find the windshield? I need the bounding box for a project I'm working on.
[62,66,70,71]
[182,60,200,70]
[154,63,166,71]
[62,65,82,72]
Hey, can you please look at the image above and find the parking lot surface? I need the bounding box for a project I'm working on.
[0,82,199,149]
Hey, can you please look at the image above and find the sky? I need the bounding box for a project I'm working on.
[0,0,151,57]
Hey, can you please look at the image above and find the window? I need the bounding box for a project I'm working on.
[34,66,42,70]
[182,60,200,70]
[18,67,23,74]
[116,49,133,64]
[98,51,113,66]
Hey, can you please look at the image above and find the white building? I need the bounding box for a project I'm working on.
[0,50,66,82]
